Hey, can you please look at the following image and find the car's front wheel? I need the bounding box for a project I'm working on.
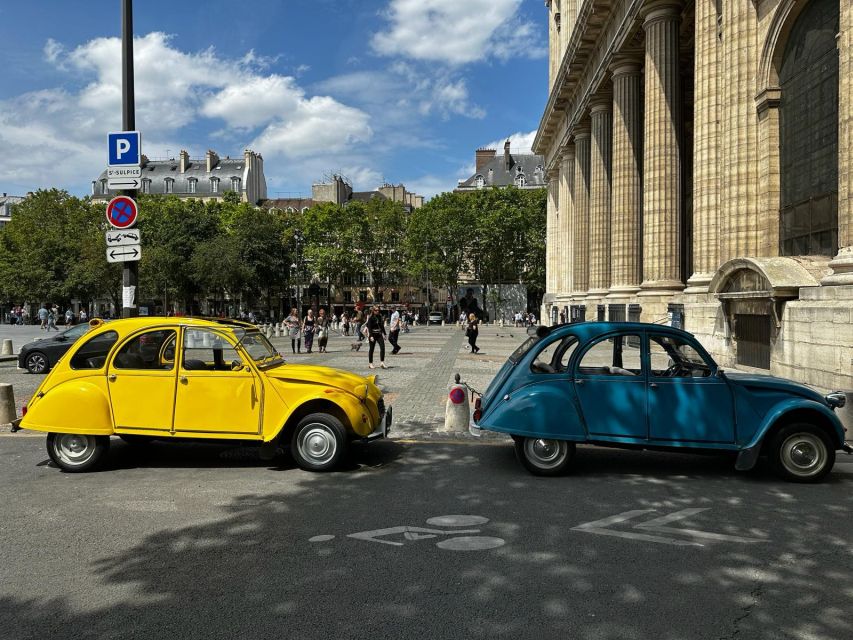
[25,351,49,374]
[46,433,109,472]
[515,437,575,476]
[291,413,347,472]
[768,423,835,483]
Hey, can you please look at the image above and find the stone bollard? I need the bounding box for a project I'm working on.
[441,320,445,327]
[274,323,281,338]
[0,383,16,424]
[444,373,470,431]
[266,324,273,339]
[1,339,12,355]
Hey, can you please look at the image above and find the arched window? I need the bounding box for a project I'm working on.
[210,177,220,194]
[475,175,485,189]
[515,174,526,188]
[779,0,839,256]
[141,178,151,194]
[164,177,174,194]
[188,178,197,194]
[231,177,241,192]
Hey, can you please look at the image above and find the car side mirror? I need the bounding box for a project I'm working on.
[55,335,66,342]
[716,368,725,378]
[230,359,244,371]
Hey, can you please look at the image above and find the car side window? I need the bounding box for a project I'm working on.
[182,329,243,371]
[70,331,119,370]
[649,334,712,378]
[114,330,177,371]
[577,334,642,376]
[531,336,577,374]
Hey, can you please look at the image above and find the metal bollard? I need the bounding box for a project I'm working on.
[1,339,12,355]
[0,383,16,424]
[443,373,470,431]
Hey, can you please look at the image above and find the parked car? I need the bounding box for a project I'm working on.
[469,322,850,482]
[15,317,391,472]
[428,312,443,325]
[17,322,95,374]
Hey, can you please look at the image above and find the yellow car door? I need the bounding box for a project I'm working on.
[172,327,262,437]
[108,328,178,435]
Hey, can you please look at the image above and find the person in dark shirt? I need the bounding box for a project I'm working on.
[366,305,386,369]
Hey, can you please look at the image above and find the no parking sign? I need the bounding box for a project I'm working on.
[106,196,138,229]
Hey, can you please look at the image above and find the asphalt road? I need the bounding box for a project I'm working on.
[2,434,852,640]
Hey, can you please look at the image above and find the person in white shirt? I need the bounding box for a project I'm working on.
[389,307,401,355]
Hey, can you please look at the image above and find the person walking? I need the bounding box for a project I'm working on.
[302,309,316,353]
[79,308,87,323]
[48,306,59,331]
[38,304,48,331]
[342,312,350,336]
[366,305,387,369]
[354,308,365,341]
[65,308,74,326]
[388,306,401,355]
[467,313,480,354]
[316,309,329,353]
[285,307,302,354]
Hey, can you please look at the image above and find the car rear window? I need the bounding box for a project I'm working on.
[70,331,119,370]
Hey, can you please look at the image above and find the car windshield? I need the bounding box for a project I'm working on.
[60,323,91,340]
[234,330,283,366]
[508,326,552,363]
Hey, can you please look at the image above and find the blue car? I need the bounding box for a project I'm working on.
[470,323,850,482]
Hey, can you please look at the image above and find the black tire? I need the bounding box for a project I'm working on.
[46,433,109,472]
[118,434,156,446]
[25,351,50,374]
[514,437,576,476]
[768,423,836,483]
[290,413,347,472]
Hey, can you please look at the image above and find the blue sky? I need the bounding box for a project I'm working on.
[0,0,547,200]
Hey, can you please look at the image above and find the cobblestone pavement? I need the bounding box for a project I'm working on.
[0,322,528,438]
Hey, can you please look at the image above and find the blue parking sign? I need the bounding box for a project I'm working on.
[108,131,141,166]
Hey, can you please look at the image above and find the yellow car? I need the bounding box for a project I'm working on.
[17,317,391,472]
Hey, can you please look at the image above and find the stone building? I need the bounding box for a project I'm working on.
[456,140,547,191]
[265,174,424,212]
[538,0,853,392]
[93,149,267,205]
[0,193,24,229]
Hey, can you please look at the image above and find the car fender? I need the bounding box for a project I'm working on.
[20,379,113,435]
[479,380,586,440]
[745,398,845,450]
[276,389,374,439]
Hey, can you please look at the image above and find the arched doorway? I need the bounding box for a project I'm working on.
[779,0,839,256]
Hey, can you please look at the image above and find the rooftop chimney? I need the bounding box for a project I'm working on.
[475,148,496,173]
[179,149,190,173]
[504,139,512,171]
[205,149,219,172]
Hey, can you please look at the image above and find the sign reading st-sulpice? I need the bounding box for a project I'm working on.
[108,131,141,167]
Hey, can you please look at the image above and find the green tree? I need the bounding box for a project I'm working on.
[301,202,363,288]
[349,198,407,302]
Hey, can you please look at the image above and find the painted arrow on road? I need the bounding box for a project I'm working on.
[571,508,768,547]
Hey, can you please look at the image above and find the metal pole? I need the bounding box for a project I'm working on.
[121,0,138,318]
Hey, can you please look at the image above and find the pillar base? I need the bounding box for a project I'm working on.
[683,272,714,294]
[821,246,853,286]
[587,288,610,297]
[638,280,685,296]
[607,285,641,298]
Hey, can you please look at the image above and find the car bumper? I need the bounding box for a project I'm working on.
[10,418,22,432]
[363,405,392,441]
[842,440,853,454]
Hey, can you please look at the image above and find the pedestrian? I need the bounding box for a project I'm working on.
[342,312,350,336]
[316,309,329,353]
[285,307,301,353]
[366,305,387,369]
[302,308,316,353]
[79,308,87,323]
[389,306,401,355]
[38,304,48,331]
[65,308,74,326]
[47,306,58,331]
[355,308,365,341]
[467,313,480,353]
[331,313,338,331]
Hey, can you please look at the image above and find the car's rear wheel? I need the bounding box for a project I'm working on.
[46,433,109,472]
[515,437,575,476]
[768,423,835,483]
[291,413,347,472]
[25,351,49,374]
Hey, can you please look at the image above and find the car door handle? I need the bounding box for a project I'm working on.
[108,374,116,382]
[179,376,188,384]
[649,383,658,389]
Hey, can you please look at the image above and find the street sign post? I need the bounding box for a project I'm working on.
[107,245,141,263]
[106,229,141,247]
[108,131,141,167]
[107,166,141,190]
[105,196,138,229]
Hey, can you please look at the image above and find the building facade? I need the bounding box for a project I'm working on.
[538,0,853,392]
[93,149,267,205]
[456,140,547,191]
[0,193,24,229]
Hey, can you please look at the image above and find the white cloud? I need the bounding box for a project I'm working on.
[484,130,537,154]
[371,0,544,65]
[0,32,373,193]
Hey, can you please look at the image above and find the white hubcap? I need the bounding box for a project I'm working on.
[54,434,96,467]
[781,433,826,477]
[297,425,337,464]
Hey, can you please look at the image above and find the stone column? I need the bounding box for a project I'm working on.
[560,146,576,295]
[546,171,558,294]
[824,1,853,285]
[640,0,684,294]
[572,124,592,295]
[562,0,577,53]
[609,58,643,296]
[589,97,613,296]
[685,0,719,292]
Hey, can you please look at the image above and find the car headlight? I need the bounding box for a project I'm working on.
[826,392,847,409]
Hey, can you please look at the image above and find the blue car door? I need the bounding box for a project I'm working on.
[645,332,736,443]
[573,332,648,439]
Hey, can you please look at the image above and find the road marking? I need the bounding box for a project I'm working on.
[572,509,768,547]
[348,525,481,546]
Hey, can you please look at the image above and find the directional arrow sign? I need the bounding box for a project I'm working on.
[106,229,142,247]
[107,177,141,190]
[107,245,141,263]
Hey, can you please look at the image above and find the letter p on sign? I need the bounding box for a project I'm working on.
[108,131,141,166]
